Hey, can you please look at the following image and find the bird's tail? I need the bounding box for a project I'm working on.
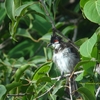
[66,75,79,98]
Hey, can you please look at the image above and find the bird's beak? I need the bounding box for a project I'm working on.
[47,43,52,47]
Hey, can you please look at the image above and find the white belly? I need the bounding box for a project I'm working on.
[53,48,78,74]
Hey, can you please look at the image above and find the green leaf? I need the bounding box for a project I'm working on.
[79,33,97,57]
[75,38,88,47]
[32,14,51,35]
[15,2,33,17]
[6,82,22,92]
[74,60,96,74]
[83,0,100,24]
[9,21,19,38]
[39,32,52,41]
[78,87,96,100]
[5,0,15,21]
[55,22,65,29]
[44,47,52,61]
[75,72,84,81]
[62,25,75,35]
[74,60,90,71]
[14,64,31,81]
[30,3,44,15]
[26,85,34,100]
[0,8,6,24]
[0,85,6,99]
[14,0,21,9]
[52,81,63,95]
[27,4,47,32]
[16,28,33,39]
[31,56,46,64]
[85,84,95,96]
[32,63,52,81]
[37,77,51,83]
[96,0,100,16]
[80,0,89,8]
[8,40,37,58]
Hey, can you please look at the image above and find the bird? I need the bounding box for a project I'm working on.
[48,34,80,75]
[48,34,80,98]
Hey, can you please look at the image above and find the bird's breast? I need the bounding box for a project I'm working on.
[53,48,78,74]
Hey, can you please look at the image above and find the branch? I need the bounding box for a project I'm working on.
[7,92,34,97]
[40,0,55,29]
[34,83,56,99]
[69,78,73,100]
[72,25,78,42]
[51,70,84,80]
[40,0,70,39]
[0,37,11,49]
[96,86,100,98]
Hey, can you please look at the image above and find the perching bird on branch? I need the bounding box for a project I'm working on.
[48,34,80,99]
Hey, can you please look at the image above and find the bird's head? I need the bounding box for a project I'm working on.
[48,35,62,49]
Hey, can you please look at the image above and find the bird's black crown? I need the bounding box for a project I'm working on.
[50,35,62,43]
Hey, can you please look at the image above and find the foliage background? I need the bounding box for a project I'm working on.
[0,0,100,100]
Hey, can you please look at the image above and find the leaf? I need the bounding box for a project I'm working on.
[78,87,96,100]
[14,0,21,9]
[55,22,65,29]
[52,81,63,95]
[96,0,100,16]
[5,0,15,21]
[15,2,33,17]
[26,85,34,100]
[29,3,44,15]
[44,47,52,61]
[74,60,96,74]
[8,40,37,58]
[14,64,31,81]
[39,32,52,41]
[37,77,51,83]
[62,25,75,35]
[0,85,6,99]
[75,72,84,81]
[31,56,46,64]
[85,84,95,96]
[0,8,6,24]
[30,3,49,32]
[32,14,51,35]
[80,0,89,8]
[74,60,91,71]
[79,33,97,57]
[32,63,52,81]
[6,82,22,92]
[83,0,100,24]
[16,28,33,39]
[75,38,88,47]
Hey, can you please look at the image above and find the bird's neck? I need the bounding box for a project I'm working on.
[54,44,65,53]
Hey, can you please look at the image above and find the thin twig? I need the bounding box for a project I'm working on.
[7,92,34,97]
[72,24,78,42]
[40,0,70,39]
[96,86,100,98]
[62,96,71,100]
[40,0,55,29]
[34,83,56,99]
[51,70,84,80]
[69,77,73,100]
[40,0,80,51]
[0,37,11,49]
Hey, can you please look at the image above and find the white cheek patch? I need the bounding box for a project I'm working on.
[52,42,60,49]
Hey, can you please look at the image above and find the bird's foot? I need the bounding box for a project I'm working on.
[57,72,64,81]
